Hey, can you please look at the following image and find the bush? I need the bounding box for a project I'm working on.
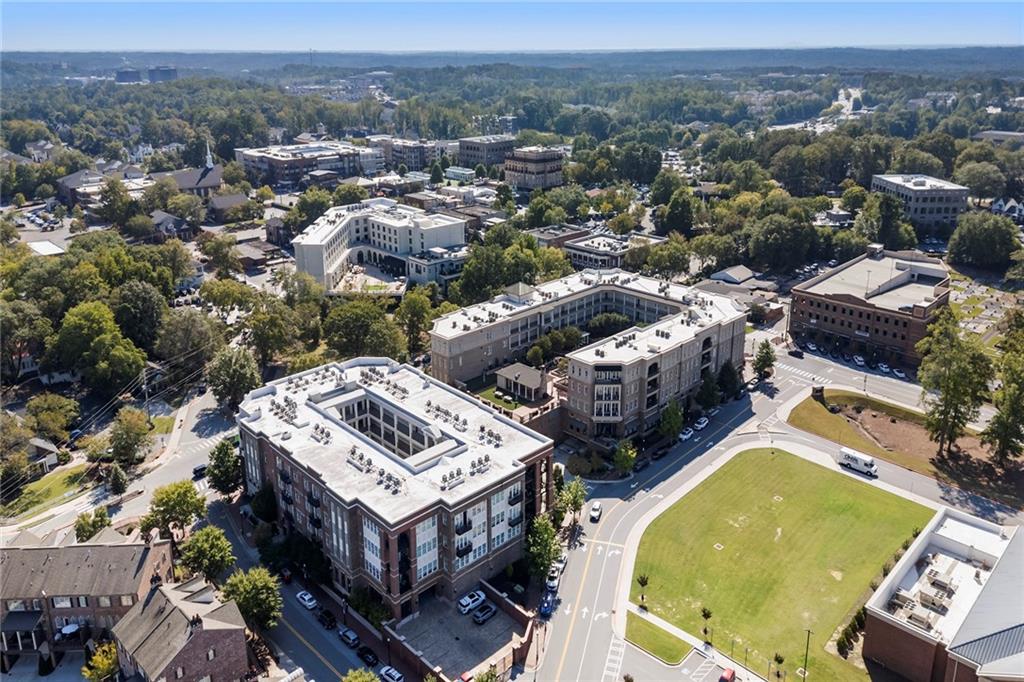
[837,636,850,658]
[251,483,278,522]
[855,606,866,630]
[567,454,592,476]
[347,586,391,630]
[57,450,72,465]
[882,560,892,577]
[589,453,606,472]
[870,579,879,590]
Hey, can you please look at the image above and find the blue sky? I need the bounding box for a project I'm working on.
[2,2,1022,52]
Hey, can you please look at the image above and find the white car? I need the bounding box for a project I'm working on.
[694,416,710,431]
[295,591,318,610]
[552,553,568,575]
[853,355,865,367]
[546,566,561,592]
[590,501,603,522]
[678,427,694,441]
[806,342,818,352]
[707,407,720,418]
[380,666,405,682]
[458,590,486,615]
[892,368,907,380]
[878,363,890,374]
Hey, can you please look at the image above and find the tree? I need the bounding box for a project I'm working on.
[397,163,408,177]
[222,566,283,630]
[250,483,278,523]
[559,477,588,526]
[527,515,560,579]
[716,361,741,398]
[840,185,868,212]
[141,176,180,212]
[207,439,242,496]
[46,301,120,371]
[200,234,241,276]
[588,312,632,337]
[613,439,637,474]
[526,345,545,367]
[474,163,487,178]
[696,371,722,411]
[154,308,223,379]
[854,194,916,250]
[659,399,684,439]
[167,193,206,226]
[200,278,255,314]
[429,163,444,185]
[342,671,381,682]
[700,606,713,641]
[475,667,498,682]
[140,479,206,541]
[123,214,156,240]
[982,351,1024,468]
[772,653,786,678]
[110,406,152,465]
[333,183,369,206]
[0,300,52,382]
[108,462,128,497]
[954,161,1006,203]
[917,309,994,456]
[25,392,79,442]
[99,177,136,226]
[947,213,1020,270]
[661,187,695,235]
[82,331,147,393]
[74,507,111,542]
[207,347,261,409]
[890,148,945,178]
[81,642,119,682]
[744,214,817,272]
[324,298,406,360]
[243,295,296,367]
[753,340,776,380]
[636,574,649,603]
[113,280,167,352]
[180,525,236,583]
[395,288,435,354]
[649,169,684,206]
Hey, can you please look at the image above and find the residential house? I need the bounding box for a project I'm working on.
[150,210,194,241]
[24,140,57,163]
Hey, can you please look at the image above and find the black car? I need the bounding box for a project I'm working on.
[651,447,669,461]
[192,464,208,478]
[632,458,650,473]
[357,646,379,667]
[316,608,337,629]
[841,352,852,363]
[787,348,804,359]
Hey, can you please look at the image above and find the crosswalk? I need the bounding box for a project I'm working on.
[601,637,626,682]
[193,478,210,493]
[776,363,832,384]
[687,656,719,681]
[177,435,225,458]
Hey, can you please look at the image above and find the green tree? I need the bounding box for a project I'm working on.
[180,525,236,583]
[243,295,296,367]
[46,301,120,371]
[982,346,1024,468]
[154,308,224,379]
[123,214,155,240]
[649,168,684,206]
[200,233,241,277]
[526,345,545,367]
[429,162,444,185]
[661,186,695,235]
[99,177,136,226]
[342,670,381,682]
[659,399,684,439]
[81,642,119,682]
[854,194,916,250]
[613,439,637,474]
[324,298,406,360]
[636,574,649,603]
[82,331,147,393]
[207,439,242,496]
[890,148,945,178]
[113,280,167,352]
[222,566,283,630]
[108,462,128,497]
[745,214,817,271]
[0,301,52,381]
[397,163,408,176]
[840,185,868,212]
[74,507,111,542]
[696,371,722,411]
[954,161,1006,204]
[474,163,487,178]
[333,183,369,206]
[716,360,742,398]
[110,406,152,465]
[947,213,1020,270]
[917,309,994,456]
[526,515,560,577]
[200,278,255,314]
[475,667,499,682]
[559,477,588,525]
[753,340,776,380]
[167,193,206,226]
[395,288,435,354]
[141,176,180,212]
[25,392,80,442]
[207,346,261,409]
[140,479,207,541]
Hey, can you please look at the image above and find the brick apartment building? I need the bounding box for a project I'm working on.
[788,244,950,366]
[503,146,564,190]
[458,135,516,169]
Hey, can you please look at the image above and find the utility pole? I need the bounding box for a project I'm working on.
[141,365,152,427]
[803,628,812,679]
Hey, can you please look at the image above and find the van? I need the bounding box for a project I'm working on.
[839,447,878,477]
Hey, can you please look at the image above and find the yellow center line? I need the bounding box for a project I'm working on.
[281,615,345,681]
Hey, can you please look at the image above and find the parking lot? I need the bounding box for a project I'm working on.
[395,594,524,681]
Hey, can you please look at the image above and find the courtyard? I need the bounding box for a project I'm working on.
[629,448,932,681]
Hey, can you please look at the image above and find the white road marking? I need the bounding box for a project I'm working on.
[601,638,626,682]
[594,612,608,621]
[608,550,621,558]
[564,603,572,615]
[580,606,589,619]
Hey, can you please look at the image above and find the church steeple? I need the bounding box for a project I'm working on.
[205,141,214,169]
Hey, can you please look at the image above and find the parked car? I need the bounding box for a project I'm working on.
[458,590,486,615]
[678,427,694,441]
[707,407,720,418]
[651,446,669,460]
[632,457,649,473]
[316,608,336,629]
[892,368,907,380]
[357,646,379,667]
[539,591,556,617]
[472,602,498,625]
[279,567,292,584]
[338,628,360,648]
[853,355,865,367]
[295,591,318,610]
[878,363,890,374]
[806,342,818,352]
[380,666,405,682]
[841,352,852,363]
[546,567,561,592]
[788,348,804,359]
[694,416,710,431]
[589,501,603,522]
[192,463,208,478]
[553,553,568,575]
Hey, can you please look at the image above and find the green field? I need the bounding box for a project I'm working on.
[476,385,520,411]
[625,612,691,664]
[630,449,931,681]
[150,415,176,434]
[0,464,90,520]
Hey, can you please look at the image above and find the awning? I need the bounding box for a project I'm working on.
[1,611,42,632]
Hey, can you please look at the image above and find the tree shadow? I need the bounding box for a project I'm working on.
[190,406,235,438]
[931,449,1022,519]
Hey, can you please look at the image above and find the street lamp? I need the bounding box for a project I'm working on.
[385,635,392,665]
[803,629,813,679]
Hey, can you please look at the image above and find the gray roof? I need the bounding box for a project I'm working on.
[496,362,544,390]
[0,537,170,599]
[948,531,1024,673]
[113,577,246,679]
[209,193,248,211]
[713,265,755,284]
[151,164,223,192]
[57,168,104,189]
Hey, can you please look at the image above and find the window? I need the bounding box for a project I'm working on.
[207,648,216,661]
[175,667,184,679]
[98,596,111,608]
[51,596,72,609]
[7,600,25,612]
[75,596,88,608]
[120,595,134,607]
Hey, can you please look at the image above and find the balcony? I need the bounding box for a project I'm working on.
[307,495,321,508]
[456,543,473,559]
[455,519,473,536]
[311,516,322,529]
[282,493,294,506]
[507,490,523,505]
[508,514,523,527]
[278,470,292,484]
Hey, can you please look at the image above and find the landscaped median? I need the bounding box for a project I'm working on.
[625,611,691,665]
[629,448,931,681]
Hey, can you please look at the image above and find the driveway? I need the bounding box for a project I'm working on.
[4,652,85,682]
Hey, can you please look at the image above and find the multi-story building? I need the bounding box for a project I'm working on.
[391,139,434,172]
[445,166,477,183]
[236,359,554,619]
[429,269,745,388]
[147,66,178,82]
[235,142,383,187]
[863,507,1021,682]
[870,174,969,232]
[788,244,949,366]
[524,224,592,249]
[503,146,564,190]
[0,529,173,665]
[563,233,666,270]
[406,244,470,294]
[292,198,467,290]
[458,135,516,169]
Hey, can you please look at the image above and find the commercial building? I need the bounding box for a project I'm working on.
[292,198,467,290]
[429,269,746,394]
[235,141,383,187]
[115,68,142,84]
[147,66,178,82]
[524,224,591,249]
[406,244,470,294]
[236,359,554,619]
[458,135,516,169]
[391,139,434,172]
[863,507,1021,682]
[445,166,477,183]
[503,146,564,190]
[113,577,247,682]
[870,174,969,232]
[563,233,666,270]
[0,529,173,666]
[788,244,949,366]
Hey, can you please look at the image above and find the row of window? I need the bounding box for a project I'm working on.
[7,595,134,611]
[800,299,910,327]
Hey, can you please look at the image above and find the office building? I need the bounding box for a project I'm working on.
[563,233,666,270]
[115,68,142,84]
[391,139,434,172]
[445,166,477,183]
[863,507,1021,682]
[429,269,745,391]
[147,66,178,82]
[458,135,515,169]
[292,198,467,290]
[789,244,949,366]
[504,146,564,190]
[235,142,383,187]
[524,224,592,249]
[870,174,969,232]
[236,359,554,619]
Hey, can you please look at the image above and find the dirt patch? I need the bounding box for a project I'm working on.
[774,527,782,542]
[829,570,843,581]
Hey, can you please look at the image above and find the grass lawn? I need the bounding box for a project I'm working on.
[476,384,520,411]
[630,449,931,681]
[625,612,691,665]
[745,324,755,334]
[0,464,91,520]
[150,415,175,435]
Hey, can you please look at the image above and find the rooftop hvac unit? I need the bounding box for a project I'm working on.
[907,608,936,630]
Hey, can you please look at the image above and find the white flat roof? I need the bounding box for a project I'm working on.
[566,234,664,254]
[27,240,65,257]
[237,359,551,526]
[292,198,465,248]
[873,174,968,192]
[239,141,364,161]
[798,250,948,312]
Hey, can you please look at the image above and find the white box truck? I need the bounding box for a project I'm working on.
[839,447,878,477]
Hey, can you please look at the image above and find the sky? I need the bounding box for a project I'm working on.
[2,2,1022,52]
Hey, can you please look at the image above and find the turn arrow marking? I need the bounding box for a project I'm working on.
[581,607,589,619]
